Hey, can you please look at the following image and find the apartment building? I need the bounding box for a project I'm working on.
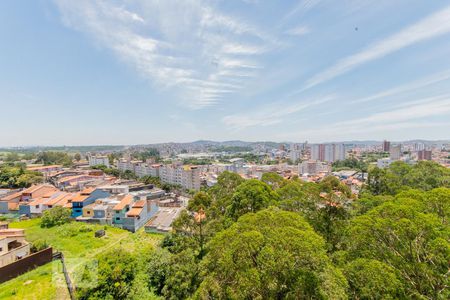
[88,155,110,168]
[160,164,201,190]
[311,144,345,163]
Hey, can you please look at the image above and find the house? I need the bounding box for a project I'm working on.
[112,194,134,226]
[77,198,119,224]
[26,165,62,176]
[71,188,110,218]
[121,199,159,233]
[1,185,58,215]
[0,228,30,267]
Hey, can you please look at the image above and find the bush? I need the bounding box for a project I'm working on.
[41,206,71,228]
[30,239,49,252]
[79,225,93,233]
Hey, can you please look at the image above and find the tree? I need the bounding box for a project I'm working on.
[187,192,212,212]
[261,172,286,190]
[197,208,348,299]
[424,188,450,224]
[346,199,450,298]
[226,179,279,220]
[74,153,82,162]
[77,249,137,300]
[344,258,404,299]
[208,171,244,211]
[41,206,71,228]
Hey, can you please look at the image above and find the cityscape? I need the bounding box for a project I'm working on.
[1,1,450,300]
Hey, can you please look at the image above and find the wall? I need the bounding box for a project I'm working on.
[0,247,53,284]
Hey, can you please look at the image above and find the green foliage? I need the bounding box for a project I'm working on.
[346,200,450,298]
[40,206,71,228]
[344,258,404,299]
[36,151,73,167]
[77,249,137,300]
[261,172,286,189]
[197,208,348,299]
[140,175,161,186]
[367,161,450,195]
[0,165,43,188]
[320,175,352,198]
[227,179,279,220]
[332,158,367,172]
[30,239,49,252]
[187,191,212,212]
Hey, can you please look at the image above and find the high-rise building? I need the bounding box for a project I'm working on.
[390,145,402,160]
[311,144,345,163]
[382,140,390,152]
[417,150,432,161]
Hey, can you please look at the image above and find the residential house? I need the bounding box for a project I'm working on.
[71,188,110,218]
[0,228,30,267]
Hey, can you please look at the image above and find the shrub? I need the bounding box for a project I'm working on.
[41,206,71,228]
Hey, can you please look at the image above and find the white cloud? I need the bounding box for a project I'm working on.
[285,25,310,36]
[302,5,450,91]
[222,95,334,130]
[350,69,450,104]
[54,0,274,109]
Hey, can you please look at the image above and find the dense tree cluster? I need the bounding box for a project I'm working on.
[0,164,43,188]
[36,151,73,167]
[80,161,449,299]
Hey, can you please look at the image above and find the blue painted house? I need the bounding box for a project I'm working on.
[71,188,110,218]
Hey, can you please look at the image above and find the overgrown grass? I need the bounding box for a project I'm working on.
[0,219,163,299]
[0,261,69,300]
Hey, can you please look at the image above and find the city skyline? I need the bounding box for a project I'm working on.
[1,1,450,146]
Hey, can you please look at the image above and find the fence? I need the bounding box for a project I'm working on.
[0,247,53,284]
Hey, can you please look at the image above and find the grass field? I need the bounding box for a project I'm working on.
[0,219,163,300]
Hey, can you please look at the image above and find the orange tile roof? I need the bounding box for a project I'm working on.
[27,165,62,171]
[28,197,48,206]
[132,200,146,208]
[113,195,134,211]
[81,187,96,195]
[46,193,72,206]
[127,207,143,217]
[0,191,22,202]
[71,194,89,203]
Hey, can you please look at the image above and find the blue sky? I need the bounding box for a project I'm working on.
[1,0,450,146]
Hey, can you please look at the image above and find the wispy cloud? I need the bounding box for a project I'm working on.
[301,5,450,91]
[350,69,450,104]
[285,25,310,36]
[54,0,275,109]
[222,95,334,130]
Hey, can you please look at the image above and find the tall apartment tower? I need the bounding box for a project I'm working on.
[390,145,402,160]
[417,150,432,161]
[382,140,391,152]
[311,144,345,163]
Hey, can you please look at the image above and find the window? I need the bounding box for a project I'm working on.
[116,217,120,220]
[87,211,91,214]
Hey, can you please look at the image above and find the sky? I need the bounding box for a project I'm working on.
[1,0,450,146]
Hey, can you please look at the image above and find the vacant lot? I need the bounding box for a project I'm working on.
[0,219,162,300]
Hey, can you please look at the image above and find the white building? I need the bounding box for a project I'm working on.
[311,144,345,163]
[298,160,331,175]
[160,164,201,190]
[377,158,393,168]
[88,155,110,168]
[390,145,402,160]
[289,150,302,163]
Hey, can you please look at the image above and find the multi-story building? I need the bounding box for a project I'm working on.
[88,155,110,168]
[298,160,331,175]
[289,150,302,163]
[159,164,201,190]
[311,144,345,163]
[382,140,391,152]
[390,145,402,160]
[417,150,432,161]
